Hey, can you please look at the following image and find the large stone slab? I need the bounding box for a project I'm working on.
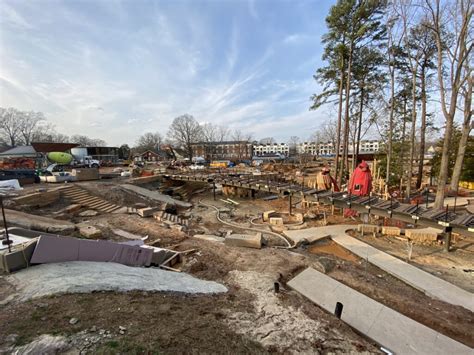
[225,233,262,249]
[283,225,353,245]
[331,232,474,312]
[288,268,472,355]
[12,190,60,207]
[5,209,75,234]
[121,184,192,208]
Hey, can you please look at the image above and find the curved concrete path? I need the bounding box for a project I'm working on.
[288,268,472,354]
[286,225,474,312]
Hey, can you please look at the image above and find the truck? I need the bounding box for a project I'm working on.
[46,151,100,168]
[70,148,101,168]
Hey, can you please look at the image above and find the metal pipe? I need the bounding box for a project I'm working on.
[1,195,12,253]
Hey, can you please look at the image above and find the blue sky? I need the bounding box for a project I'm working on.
[0,0,335,146]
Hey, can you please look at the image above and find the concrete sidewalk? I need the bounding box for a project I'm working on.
[288,268,472,355]
[285,224,473,312]
[331,232,474,312]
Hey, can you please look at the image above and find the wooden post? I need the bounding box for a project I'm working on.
[289,194,292,215]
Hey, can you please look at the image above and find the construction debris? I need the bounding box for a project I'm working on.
[269,217,284,225]
[78,225,102,239]
[153,211,189,228]
[137,206,163,218]
[381,226,402,236]
[193,234,224,243]
[71,168,99,181]
[224,232,262,249]
[357,224,379,235]
[78,210,99,217]
[263,210,276,221]
[405,227,441,244]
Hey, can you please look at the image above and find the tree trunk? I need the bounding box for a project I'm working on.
[416,68,427,189]
[450,75,472,191]
[399,98,407,193]
[406,70,417,202]
[432,0,470,210]
[334,63,345,183]
[354,86,364,167]
[386,66,395,185]
[341,41,354,186]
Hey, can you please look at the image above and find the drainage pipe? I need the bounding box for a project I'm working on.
[198,199,293,249]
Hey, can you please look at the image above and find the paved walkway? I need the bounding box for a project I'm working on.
[331,231,474,312]
[285,225,474,312]
[288,268,472,354]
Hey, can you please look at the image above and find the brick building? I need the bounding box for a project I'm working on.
[191,141,253,161]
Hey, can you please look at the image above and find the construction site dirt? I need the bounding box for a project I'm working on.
[1,176,473,353]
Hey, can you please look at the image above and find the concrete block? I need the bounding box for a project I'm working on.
[137,207,161,218]
[5,209,75,234]
[170,224,184,232]
[269,217,284,226]
[71,168,99,181]
[292,213,304,222]
[382,226,401,236]
[193,234,224,243]
[79,225,102,239]
[263,210,276,222]
[79,210,99,217]
[153,211,164,220]
[358,224,379,234]
[12,190,60,207]
[224,233,262,249]
[405,228,439,243]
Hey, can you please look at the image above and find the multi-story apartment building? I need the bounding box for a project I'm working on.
[297,142,318,155]
[297,140,382,156]
[253,143,290,156]
[191,141,253,161]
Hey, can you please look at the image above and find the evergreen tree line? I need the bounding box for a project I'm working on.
[311,0,472,209]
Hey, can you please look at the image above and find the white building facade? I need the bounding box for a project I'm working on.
[300,140,382,156]
[253,143,290,156]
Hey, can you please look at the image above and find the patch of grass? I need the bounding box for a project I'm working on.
[97,339,160,354]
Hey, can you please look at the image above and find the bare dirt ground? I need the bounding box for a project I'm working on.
[348,229,474,293]
[1,179,473,353]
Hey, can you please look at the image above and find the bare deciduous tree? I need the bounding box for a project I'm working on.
[19,111,46,145]
[135,132,163,153]
[231,129,253,160]
[288,136,300,156]
[450,69,473,191]
[70,134,107,147]
[424,0,473,209]
[0,107,22,146]
[167,114,202,160]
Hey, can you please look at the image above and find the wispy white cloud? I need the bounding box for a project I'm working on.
[0,2,33,30]
[0,0,330,145]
